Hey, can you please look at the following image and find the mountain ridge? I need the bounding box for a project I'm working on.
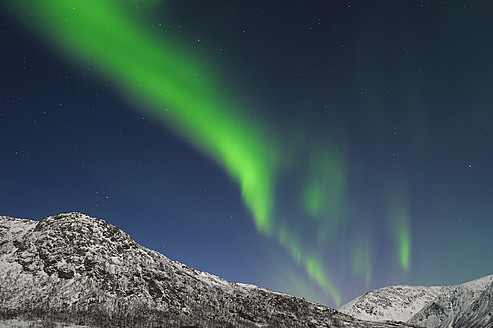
[0,212,416,328]
[339,274,493,328]
[408,275,493,328]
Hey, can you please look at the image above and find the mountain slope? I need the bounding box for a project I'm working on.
[339,274,493,328]
[338,284,445,322]
[452,280,493,328]
[0,212,415,328]
[408,275,493,328]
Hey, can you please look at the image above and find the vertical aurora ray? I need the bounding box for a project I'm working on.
[3,0,344,304]
[386,188,412,272]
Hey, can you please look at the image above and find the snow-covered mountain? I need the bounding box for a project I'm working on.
[339,275,493,328]
[451,279,493,327]
[408,275,493,328]
[0,212,416,328]
[338,284,446,323]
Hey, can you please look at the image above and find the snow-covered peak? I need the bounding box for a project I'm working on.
[338,283,445,322]
[456,274,493,291]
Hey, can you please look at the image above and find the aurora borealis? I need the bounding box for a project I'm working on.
[1,1,493,307]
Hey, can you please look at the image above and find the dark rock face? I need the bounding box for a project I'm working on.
[0,212,415,328]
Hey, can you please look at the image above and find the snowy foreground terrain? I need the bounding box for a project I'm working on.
[0,318,89,328]
[0,212,416,328]
[1,213,491,327]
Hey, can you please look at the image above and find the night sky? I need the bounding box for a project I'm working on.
[1,1,492,308]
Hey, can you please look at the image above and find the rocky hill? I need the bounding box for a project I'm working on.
[0,212,416,328]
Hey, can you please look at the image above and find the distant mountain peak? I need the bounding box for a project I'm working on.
[339,275,493,328]
[338,283,445,322]
[408,275,493,328]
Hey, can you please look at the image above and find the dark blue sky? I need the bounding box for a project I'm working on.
[1,1,492,307]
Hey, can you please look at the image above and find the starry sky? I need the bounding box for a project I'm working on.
[1,1,492,308]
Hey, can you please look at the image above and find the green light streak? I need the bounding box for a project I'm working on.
[305,256,341,306]
[276,269,329,306]
[278,225,302,264]
[399,227,411,271]
[6,0,278,234]
[276,225,341,306]
[266,251,333,306]
[386,189,412,272]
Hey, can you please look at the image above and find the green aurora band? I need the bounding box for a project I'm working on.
[386,189,412,272]
[7,0,278,233]
[4,0,343,304]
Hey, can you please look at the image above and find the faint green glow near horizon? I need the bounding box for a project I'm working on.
[4,0,343,305]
